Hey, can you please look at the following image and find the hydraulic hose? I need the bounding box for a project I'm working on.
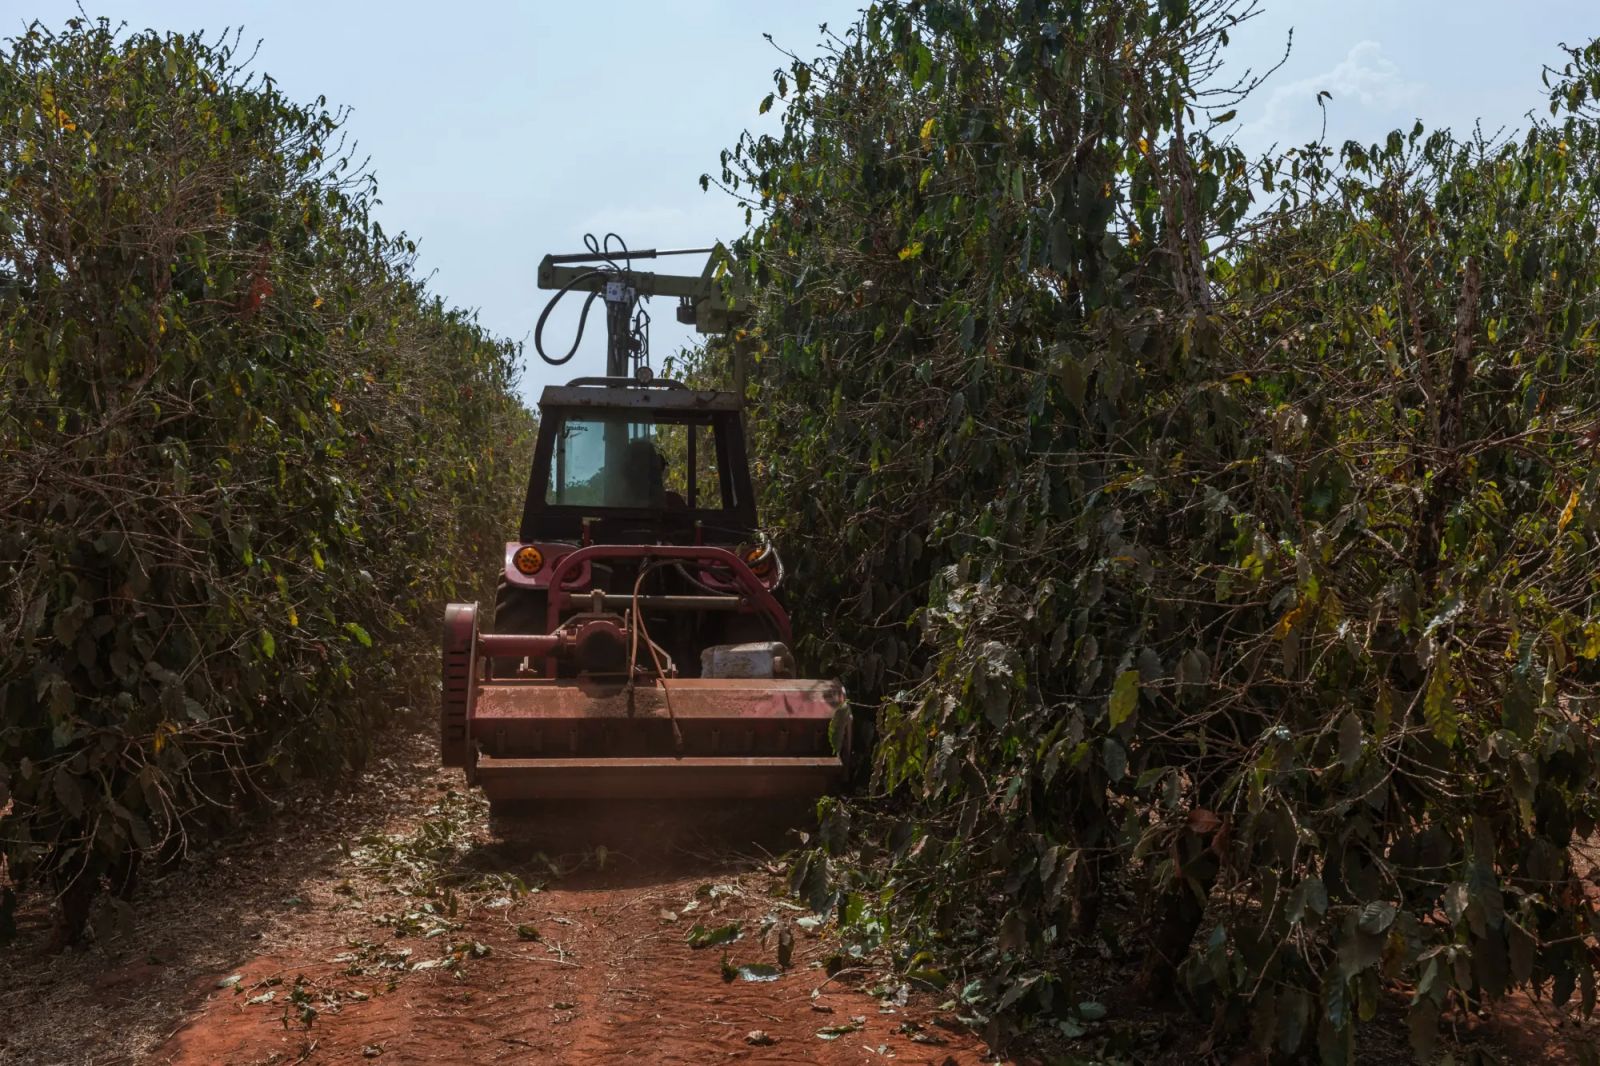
[534,268,605,366]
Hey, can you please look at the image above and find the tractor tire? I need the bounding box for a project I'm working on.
[489,578,546,679]
[441,603,479,768]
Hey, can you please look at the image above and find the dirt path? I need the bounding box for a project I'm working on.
[12,716,1584,1065]
[0,721,998,1066]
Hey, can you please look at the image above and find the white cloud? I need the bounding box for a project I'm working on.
[1237,40,1425,151]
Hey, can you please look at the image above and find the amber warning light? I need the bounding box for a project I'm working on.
[743,545,776,578]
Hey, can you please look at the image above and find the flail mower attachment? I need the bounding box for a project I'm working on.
[441,545,850,803]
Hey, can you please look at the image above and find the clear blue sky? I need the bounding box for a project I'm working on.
[19,2,1600,400]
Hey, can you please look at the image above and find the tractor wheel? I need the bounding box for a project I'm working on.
[489,579,546,678]
[440,603,478,769]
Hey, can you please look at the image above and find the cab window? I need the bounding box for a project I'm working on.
[548,414,725,509]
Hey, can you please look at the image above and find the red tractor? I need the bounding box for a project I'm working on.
[440,239,847,813]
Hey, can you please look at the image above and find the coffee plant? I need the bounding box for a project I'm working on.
[0,19,529,941]
[714,1,1600,1059]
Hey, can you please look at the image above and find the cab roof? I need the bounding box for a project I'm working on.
[537,377,741,415]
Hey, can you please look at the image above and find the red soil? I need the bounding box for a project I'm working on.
[0,718,996,1066]
[155,856,993,1066]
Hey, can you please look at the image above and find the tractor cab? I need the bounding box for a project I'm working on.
[521,377,758,546]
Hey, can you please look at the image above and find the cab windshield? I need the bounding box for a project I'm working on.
[547,413,725,510]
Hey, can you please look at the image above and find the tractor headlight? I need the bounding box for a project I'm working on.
[512,545,545,575]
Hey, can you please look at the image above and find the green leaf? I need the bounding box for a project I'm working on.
[1108,669,1140,728]
[816,1020,864,1040]
[1288,877,1328,925]
[1356,900,1397,935]
[1423,656,1458,745]
[1374,682,1393,740]
[687,922,741,949]
[344,622,373,647]
[908,42,933,90]
[1076,1001,1107,1021]
[842,891,865,927]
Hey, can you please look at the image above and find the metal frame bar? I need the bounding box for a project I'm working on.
[474,755,842,800]
[543,543,790,642]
